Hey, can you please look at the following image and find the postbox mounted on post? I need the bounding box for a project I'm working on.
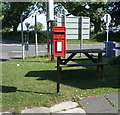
[52,26,66,57]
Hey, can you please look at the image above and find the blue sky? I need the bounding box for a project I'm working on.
[17,14,47,31]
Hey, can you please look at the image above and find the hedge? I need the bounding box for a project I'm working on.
[2,31,47,44]
[2,30,120,43]
[90,31,120,42]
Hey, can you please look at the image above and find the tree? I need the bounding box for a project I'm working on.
[2,2,35,31]
[59,2,107,33]
[29,25,34,31]
[29,22,44,31]
[2,2,46,32]
[106,2,120,28]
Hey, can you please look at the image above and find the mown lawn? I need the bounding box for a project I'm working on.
[1,56,120,113]
[67,40,101,44]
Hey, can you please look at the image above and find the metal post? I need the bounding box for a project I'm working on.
[35,15,38,57]
[80,17,83,57]
[47,21,50,56]
[106,23,109,56]
[21,14,25,59]
[106,24,109,42]
[50,20,54,61]
[57,56,61,93]
[46,0,54,58]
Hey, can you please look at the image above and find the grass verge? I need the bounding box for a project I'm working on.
[1,56,120,113]
[66,40,101,44]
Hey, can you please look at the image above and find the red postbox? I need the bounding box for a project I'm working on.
[52,26,66,57]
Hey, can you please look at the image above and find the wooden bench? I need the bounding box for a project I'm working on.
[59,63,107,67]
[56,49,107,93]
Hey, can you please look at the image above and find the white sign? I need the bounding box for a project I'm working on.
[103,13,111,24]
[57,41,62,52]
[103,14,111,42]
[57,16,90,40]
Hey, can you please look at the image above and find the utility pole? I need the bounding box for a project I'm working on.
[21,13,25,59]
[25,22,30,51]
[35,14,38,57]
[46,0,54,60]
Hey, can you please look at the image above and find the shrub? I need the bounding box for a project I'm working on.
[90,31,120,42]
[2,31,21,42]
[2,31,47,44]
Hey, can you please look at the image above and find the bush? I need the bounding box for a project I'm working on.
[2,30,120,43]
[2,31,47,44]
[2,31,21,42]
[90,31,120,42]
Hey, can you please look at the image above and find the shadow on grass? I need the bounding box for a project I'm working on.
[25,69,120,90]
[1,85,54,94]
[0,59,8,61]
[1,86,17,93]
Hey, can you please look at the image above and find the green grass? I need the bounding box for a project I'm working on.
[67,40,101,44]
[1,56,120,113]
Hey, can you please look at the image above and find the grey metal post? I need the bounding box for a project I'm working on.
[80,17,83,57]
[50,20,54,61]
[35,15,38,57]
[47,21,50,56]
[106,23,109,56]
[21,14,25,59]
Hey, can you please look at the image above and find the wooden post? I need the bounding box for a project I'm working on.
[97,52,103,72]
[57,57,61,93]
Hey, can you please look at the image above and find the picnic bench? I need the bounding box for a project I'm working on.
[56,49,107,93]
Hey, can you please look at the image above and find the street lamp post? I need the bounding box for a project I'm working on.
[21,13,25,59]
[25,22,30,51]
[32,14,38,57]
[35,14,38,57]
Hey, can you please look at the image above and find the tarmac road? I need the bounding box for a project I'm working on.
[0,40,120,60]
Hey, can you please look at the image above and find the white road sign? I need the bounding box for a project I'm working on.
[103,13,111,24]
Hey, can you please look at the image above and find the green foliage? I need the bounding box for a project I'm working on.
[2,31,21,41]
[90,31,120,42]
[107,2,120,27]
[2,27,11,32]
[29,31,47,43]
[29,22,44,31]
[2,2,35,31]
[60,2,106,33]
[2,2,46,32]
[2,30,119,44]
[2,31,47,44]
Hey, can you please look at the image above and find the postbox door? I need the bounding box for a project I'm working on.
[53,40,66,57]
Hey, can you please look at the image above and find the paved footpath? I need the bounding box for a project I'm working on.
[1,93,119,115]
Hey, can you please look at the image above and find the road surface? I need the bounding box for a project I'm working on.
[0,40,120,60]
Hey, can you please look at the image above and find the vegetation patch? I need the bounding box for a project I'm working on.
[1,56,120,113]
[109,55,120,65]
